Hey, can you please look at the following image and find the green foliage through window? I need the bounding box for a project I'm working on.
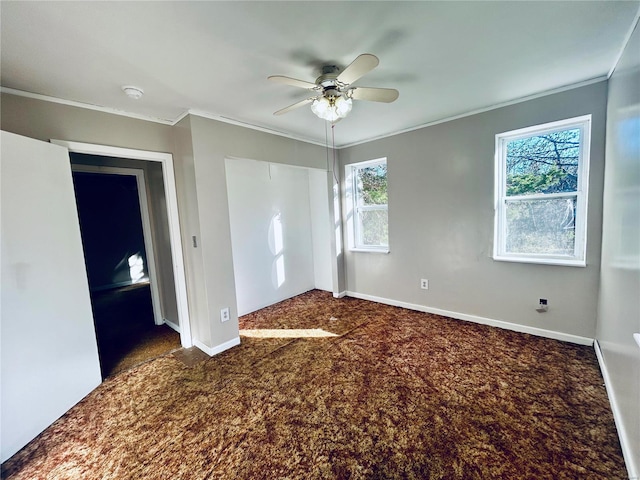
[357,165,388,205]
[495,116,590,265]
[506,129,580,196]
[350,160,388,250]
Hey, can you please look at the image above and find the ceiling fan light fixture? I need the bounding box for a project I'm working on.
[311,94,352,122]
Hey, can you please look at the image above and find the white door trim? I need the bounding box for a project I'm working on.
[71,165,164,327]
[51,140,193,348]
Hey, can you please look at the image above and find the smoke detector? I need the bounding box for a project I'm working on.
[121,85,144,100]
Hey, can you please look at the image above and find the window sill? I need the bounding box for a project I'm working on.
[350,248,390,254]
[493,255,586,267]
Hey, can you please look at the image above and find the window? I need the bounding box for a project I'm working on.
[345,158,389,252]
[494,115,591,266]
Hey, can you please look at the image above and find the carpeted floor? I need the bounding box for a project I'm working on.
[106,322,181,376]
[2,290,626,479]
[91,283,182,377]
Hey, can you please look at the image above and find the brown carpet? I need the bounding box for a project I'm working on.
[91,283,181,377]
[107,323,182,376]
[2,290,626,479]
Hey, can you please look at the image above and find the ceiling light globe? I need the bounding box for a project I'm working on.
[335,96,352,117]
[311,97,331,117]
[324,108,340,123]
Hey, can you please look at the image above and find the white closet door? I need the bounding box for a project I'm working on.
[1,131,101,462]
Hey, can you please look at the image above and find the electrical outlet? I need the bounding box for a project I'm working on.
[420,279,429,290]
[536,298,548,313]
[220,307,230,322]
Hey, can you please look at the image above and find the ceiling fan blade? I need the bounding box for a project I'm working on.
[274,97,315,116]
[336,54,379,85]
[268,75,318,90]
[350,87,399,103]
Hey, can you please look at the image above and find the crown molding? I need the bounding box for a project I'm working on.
[338,76,608,149]
[186,109,328,148]
[0,87,330,147]
[0,87,175,125]
[172,110,191,125]
[1,76,609,151]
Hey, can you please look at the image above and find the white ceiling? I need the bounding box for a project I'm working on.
[1,1,638,147]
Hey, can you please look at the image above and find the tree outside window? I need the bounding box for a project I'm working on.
[494,116,591,266]
[346,158,389,252]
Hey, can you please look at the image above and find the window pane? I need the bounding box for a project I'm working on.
[505,197,577,255]
[356,164,387,206]
[506,128,580,196]
[358,209,388,247]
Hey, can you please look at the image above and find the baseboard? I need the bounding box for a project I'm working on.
[343,291,594,346]
[163,319,180,333]
[333,291,347,298]
[594,340,638,479]
[193,337,241,357]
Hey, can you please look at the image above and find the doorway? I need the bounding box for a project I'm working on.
[71,166,180,377]
[52,139,193,351]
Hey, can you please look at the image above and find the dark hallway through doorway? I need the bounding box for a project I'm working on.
[72,166,180,378]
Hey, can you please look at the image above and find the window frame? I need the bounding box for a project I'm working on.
[345,157,389,253]
[493,115,591,267]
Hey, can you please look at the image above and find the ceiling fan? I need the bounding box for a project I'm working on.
[268,53,399,122]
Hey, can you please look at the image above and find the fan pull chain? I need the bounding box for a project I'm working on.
[325,121,330,175]
[332,124,339,186]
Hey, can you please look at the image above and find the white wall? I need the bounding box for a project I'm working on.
[339,81,607,340]
[1,131,102,462]
[596,19,640,479]
[225,158,329,316]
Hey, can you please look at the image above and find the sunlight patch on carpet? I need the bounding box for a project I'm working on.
[239,328,338,338]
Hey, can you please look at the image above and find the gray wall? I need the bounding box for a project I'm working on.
[340,81,607,339]
[597,22,640,478]
[170,115,210,345]
[0,94,174,152]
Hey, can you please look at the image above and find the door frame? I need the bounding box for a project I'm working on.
[51,140,193,348]
[71,165,164,327]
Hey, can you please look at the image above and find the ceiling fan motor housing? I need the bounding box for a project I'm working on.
[323,88,344,102]
[316,65,343,90]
